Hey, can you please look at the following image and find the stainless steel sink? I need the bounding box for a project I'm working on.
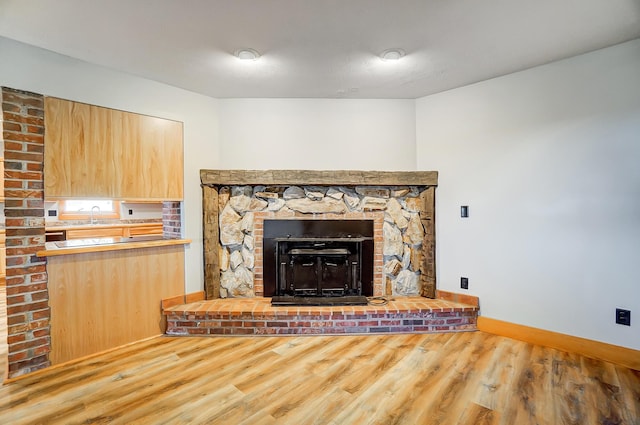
[54,235,167,248]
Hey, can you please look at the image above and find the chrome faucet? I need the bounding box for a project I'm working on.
[90,205,101,225]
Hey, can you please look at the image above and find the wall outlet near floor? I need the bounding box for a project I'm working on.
[616,308,631,326]
[460,277,469,290]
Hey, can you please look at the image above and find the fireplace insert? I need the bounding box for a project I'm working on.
[276,237,364,297]
[263,219,374,299]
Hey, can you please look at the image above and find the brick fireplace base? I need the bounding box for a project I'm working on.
[162,295,479,336]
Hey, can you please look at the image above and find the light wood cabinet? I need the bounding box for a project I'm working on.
[44,98,184,200]
[65,227,125,240]
[62,223,163,240]
[124,224,163,237]
[47,244,185,364]
[0,230,5,280]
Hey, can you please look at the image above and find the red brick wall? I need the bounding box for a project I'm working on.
[2,87,50,378]
[162,201,182,238]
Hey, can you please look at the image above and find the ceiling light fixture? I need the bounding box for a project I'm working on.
[234,48,260,60]
[380,48,405,61]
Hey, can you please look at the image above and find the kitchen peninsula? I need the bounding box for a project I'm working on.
[37,234,191,364]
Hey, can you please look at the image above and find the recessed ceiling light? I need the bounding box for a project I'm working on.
[380,48,405,61]
[234,48,260,60]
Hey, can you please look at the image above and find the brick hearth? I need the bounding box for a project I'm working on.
[162,294,479,336]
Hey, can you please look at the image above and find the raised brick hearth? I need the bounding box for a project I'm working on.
[162,294,479,336]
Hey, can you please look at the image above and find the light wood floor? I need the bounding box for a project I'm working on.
[0,331,638,424]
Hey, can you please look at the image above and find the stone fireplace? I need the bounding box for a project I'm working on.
[201,170,437,300]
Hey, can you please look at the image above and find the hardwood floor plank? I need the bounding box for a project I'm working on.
[0,332,638,424]
[328,334,452,424]
[0,337,222,410]
[63,337,284,424]
[495,341,536,424]
[264,337,392,420]
[429,333,503,425]
[580,356,628,425]
[339,334,424,396]
[126,383,246,425]
[379,332,498,424]
[473,337,523,411]
[277,385,354,425]
[551,350,593,425]
[457,402,501,425]
[615,366,640,424]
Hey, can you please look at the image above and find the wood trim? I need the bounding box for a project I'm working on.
[478,316,640,371]
[419,186,436,298]
[160,291,206,310]
[202,185,220,299]
[435,289,479,307]
[200,169,438,187]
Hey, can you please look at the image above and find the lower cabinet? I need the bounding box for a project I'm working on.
[65,228,123,239]
[63,223,163,240]
[47,244,185,364]
[124,224,163,237]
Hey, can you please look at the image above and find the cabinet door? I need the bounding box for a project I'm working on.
[65,227,124,239]
[127,224,163,237]
[44,97,184,200]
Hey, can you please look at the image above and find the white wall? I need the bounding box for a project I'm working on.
[416,39,640,350]
[0,37,220,293]
[218,99,416,170]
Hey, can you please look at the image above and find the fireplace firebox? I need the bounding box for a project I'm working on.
[263,220,374,300]
[276,238,364,297]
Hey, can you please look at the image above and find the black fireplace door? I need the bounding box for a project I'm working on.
[280,244,359,297]
[287,254,318,295]
[285,249,352,296]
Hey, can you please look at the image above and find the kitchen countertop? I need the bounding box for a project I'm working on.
[37,235,191,257]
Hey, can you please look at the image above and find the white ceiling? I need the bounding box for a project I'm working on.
[1,0,639,99]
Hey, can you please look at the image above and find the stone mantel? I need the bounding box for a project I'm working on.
[200,169,438,301]
[200,169,438,187]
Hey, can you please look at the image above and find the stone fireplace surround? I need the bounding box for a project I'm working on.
[201,170,437,300]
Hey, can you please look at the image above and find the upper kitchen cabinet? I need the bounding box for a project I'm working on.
[44,97,184,200]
